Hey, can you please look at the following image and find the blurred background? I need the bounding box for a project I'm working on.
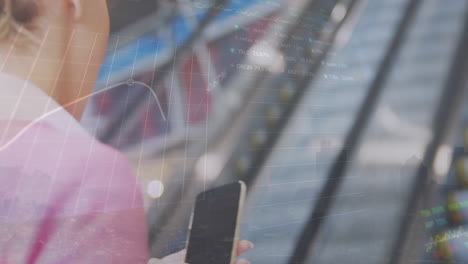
[80,0,468,263]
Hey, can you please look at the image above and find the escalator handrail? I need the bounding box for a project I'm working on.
[389,4,468,263]
[287,0,423,263]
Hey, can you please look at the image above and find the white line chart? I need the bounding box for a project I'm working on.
[0,79,166,152]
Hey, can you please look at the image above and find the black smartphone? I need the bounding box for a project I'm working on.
[185,181,247,264]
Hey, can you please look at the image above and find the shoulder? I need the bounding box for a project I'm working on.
[0,120,131,170]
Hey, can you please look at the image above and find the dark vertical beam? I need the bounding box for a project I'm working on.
[389,5,468,263]
[287,0,422,263]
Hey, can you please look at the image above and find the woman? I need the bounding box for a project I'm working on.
[0,0,253,263]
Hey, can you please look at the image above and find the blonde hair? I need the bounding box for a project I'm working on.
[0,0,40,43]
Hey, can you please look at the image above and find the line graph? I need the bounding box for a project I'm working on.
[0,79,166,152]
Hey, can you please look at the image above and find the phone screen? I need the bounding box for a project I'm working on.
[185,182,245,264]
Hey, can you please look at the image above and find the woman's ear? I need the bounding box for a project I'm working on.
[69,0,82,20]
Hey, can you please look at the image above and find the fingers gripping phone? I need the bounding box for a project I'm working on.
[185,181,247,264]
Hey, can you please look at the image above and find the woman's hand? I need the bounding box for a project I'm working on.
[148,240,254,264]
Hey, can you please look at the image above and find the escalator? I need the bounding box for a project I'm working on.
[81,0,468,263]
[240,1,468,263]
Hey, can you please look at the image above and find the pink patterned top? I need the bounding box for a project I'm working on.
[0,72,149,263]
